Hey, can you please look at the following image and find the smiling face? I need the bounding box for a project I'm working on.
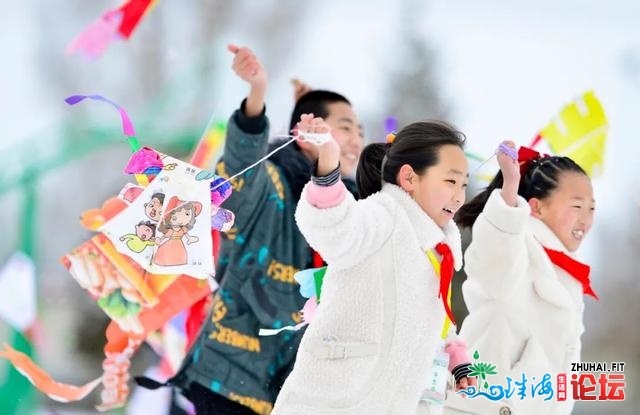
[323,102,364,177]
[136,224,155,241]
[400,144,469,228]
[529,171,595,252]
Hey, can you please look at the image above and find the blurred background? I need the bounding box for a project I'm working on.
[1,0,638,414]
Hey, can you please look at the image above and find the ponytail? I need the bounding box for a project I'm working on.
[356,121,466,199]
[455,172,505,228]
[356,142,391,198]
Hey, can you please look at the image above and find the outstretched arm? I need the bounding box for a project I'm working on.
[294,114,394,269]
[464,141,530,300]
[227,44,267,118]
[216,45,275,217]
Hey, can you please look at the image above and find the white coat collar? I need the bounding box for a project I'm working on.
[528,216,578,258]
[528,217,581,309]
[381,183,463,270]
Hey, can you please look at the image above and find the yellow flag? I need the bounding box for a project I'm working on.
[539,90,608,177]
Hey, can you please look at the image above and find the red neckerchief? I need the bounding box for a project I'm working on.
[435,242,456,325]
[543,247,599,300]
[312,250,324,268]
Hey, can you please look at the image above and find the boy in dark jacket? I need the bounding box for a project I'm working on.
[172,44,363,414]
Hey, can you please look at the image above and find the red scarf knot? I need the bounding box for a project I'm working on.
[543,247,598,300]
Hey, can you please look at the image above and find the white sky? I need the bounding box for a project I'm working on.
[2,0,639,265]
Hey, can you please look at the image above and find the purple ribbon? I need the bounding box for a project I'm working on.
[65,94,136,137]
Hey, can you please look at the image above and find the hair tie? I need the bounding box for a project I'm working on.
[386,132,396,144]
[518,146,550,175]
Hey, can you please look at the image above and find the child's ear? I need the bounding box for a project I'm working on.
[528,197,543,218]
[397,164,415,193]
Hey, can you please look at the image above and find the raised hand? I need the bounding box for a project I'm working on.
[227,44,267,117]
[227,44,267,89]
[496,140,520,207]
[297,113,340,177]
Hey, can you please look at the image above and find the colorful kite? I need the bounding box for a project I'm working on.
[0,95,234,411]
[189,120,227,172]
[530,90,608,177]
[463,90,608,185]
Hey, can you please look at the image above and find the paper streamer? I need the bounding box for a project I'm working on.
[66,0,158,59]
[65,94,145,184]
[190,120,227,169]
[0,344,102,403]
[65,11,123,59]
[65,94,136,141]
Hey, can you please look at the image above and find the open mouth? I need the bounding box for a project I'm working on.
[572,229,584,239]
[442,207,454,215]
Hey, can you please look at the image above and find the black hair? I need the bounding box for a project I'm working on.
[289,90,351,132]
[268,89,356,202]
[455,156,587,228]
[150,193,165,204]
[136,220,157,237]
[137,220,156,228]
[356,121,466,199]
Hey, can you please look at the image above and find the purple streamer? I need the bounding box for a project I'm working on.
[65,94,136,137]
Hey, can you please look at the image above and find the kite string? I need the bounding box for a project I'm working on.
[469,143,519,175]
[210,136,513,191]
[210,135,298,191]
[470,154,496,175]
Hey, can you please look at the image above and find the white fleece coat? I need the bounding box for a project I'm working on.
[460,190,590,415]
[271,183,463,415]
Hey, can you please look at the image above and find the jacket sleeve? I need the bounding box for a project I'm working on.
[295,182,395,270]
[215,101,272,218]
[444,331,472,372]
[463,189,531,301]
[238,265,307,330]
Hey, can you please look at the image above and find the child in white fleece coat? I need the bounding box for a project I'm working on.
[456,142,597,415]
[272,115,511,415]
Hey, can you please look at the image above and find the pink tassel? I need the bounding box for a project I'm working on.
[301,297,317,324]
[66,11,124,59]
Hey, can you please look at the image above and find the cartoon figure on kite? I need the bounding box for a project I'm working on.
[119,220,157,253]
[144,192,165,222]
[153,197,202,266]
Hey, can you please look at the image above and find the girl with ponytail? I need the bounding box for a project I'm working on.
[272,115,487,414]
[456,141,597,415]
